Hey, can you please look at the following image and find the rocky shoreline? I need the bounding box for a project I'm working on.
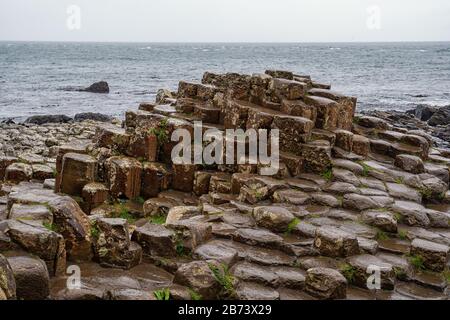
[1,70,450,301]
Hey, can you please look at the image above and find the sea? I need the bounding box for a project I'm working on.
[1,42,449,122]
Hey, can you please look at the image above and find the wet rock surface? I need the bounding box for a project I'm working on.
[1,69,450,300]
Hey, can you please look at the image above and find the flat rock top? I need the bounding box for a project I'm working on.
[136,223,174,237]
[347,254,393,270]
[64,152,96,163]
[412,238,449,253]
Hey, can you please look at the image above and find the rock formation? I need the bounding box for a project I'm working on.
[1,69,449,300]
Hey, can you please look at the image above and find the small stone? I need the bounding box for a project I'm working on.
[352,135,370,157]
[58,153,97,196]
[82,182,109,214]
[314,226,360,258]
[347,254,395,290]
[106,156,142,200]
[6,254,50,300]
[362,210,397,233]
[0,254,16,300]
[334,130,354,152]
[5,163,33,183]
[5,220,66,276]
[343,193,379,211]
[166,206,201,224]
[193,240,239,266]
[173,260,222,300]
[132,223,177,257]
[31,164,54,181]
[410,238,449,272]
[394,154,425,174]
[386,183,422,203]
[391,201,430,227]
[305,267,347,300]
[9,204,53,224]
[93,218,142,270]
[252,206,295,232]
[236,282,280,300]
[272,189,310,205]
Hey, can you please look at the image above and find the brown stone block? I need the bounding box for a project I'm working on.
[304,95,339,130]
[172,163,198,192]
[58,153,97,196]
[141,162,172,199]
[281,99,317,122]
[82,182,109,213]
[106,156,142,200]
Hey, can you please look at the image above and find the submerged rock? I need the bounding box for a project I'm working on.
[25,115,72,125]
[82,81,110,94]
[74,113,112,122]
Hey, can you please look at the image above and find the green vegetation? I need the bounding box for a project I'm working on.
[408,254,425,271]
[443,270,450,284]
[393,212,402,222]
[188,289,203,301]
[176,240,186,257]
[321,167,333,182]
[397,229,408,240]
[117,204,136,223]
[208,263,236,298]
[394,177,404,184]
[339,263,356,283]
[254,189,266,201]
[149,119,169,144]
[90,222,100,240]
[285,218,301,235]
[393,267,407,280]
[149,215,167,225]
[357,161,372,177]
[418,187,433,200]
[153,288,170,300]
[376,230,390,241]
[43,222,58,232]
[134,196,146,205]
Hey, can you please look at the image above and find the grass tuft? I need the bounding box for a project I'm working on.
[208,263,236,298]
[321,167,333,182]
[90,221,100,239]
[188,289,203,301]
[150,215,167,225]
[397,229,408,240]
[408,254,425,271]
[149,119,169,145]
[376,230,390,241]
[43,222,59,232]
[153,288,170,300]
[357,161,372,177]
[285,218,300,235]
[339,263,356,283]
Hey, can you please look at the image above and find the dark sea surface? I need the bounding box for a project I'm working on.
[1,42,450,121]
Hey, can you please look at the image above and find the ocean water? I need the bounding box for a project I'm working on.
[1,42,450,121]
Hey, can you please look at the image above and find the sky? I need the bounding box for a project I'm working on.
[1,0,450,42]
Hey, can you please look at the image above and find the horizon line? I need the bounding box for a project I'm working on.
[1,40,450,44]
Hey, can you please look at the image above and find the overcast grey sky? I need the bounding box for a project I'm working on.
[1,0,450,42]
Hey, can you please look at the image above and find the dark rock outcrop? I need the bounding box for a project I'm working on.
[82,81,110,94]
[74,113,112,122]
[428,105,450,126]
[407,105,438,122]
[25,115,72,125]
